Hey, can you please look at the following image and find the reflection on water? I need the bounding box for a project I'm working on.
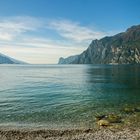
[0,64,140,128]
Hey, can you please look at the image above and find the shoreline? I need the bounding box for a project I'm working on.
[0,110,140,139]
[0,126,140,140]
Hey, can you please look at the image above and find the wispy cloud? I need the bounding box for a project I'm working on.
[0,17,108,42]
[0,16,44,41]
[47,19,107,43]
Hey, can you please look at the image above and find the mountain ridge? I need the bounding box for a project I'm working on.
[0,53,27,64]
[58,24,140,64]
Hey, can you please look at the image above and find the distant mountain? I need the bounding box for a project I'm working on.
[58,25,140,64]
[0,53,27,64]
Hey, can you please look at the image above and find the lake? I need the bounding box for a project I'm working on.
[0,64,140,129]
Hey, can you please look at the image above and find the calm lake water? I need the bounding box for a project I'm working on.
[0,64,140,129]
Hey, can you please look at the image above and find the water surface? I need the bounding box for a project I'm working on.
[0,64,140,128]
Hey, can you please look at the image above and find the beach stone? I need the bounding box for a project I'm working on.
[97,120,110,126]
[107,114,122,123]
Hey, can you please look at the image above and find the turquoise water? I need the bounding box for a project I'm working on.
[0,64,140,128]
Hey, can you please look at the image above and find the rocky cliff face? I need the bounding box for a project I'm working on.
[58,25,140,64]
[0,53,27,64]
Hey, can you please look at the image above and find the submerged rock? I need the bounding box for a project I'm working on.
[134,107,140,112]
[96,113,122,127]
[123,107,135,113]
[107,114,122,123]
[123,107,139,113]
[97,120,110,126]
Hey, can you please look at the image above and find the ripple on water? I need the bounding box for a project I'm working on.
[0,64,140,128]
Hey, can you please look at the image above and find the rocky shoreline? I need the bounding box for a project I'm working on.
[0,106,140,140]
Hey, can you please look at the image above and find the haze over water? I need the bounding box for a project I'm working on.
[0,64,140,129]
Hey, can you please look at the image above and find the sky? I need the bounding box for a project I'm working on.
[0,0,140,64]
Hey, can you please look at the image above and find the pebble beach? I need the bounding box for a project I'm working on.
[0,127,140,140]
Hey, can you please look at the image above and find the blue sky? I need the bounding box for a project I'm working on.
[0,0,140,63]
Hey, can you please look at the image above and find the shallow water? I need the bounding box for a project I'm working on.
[0,64,140,128]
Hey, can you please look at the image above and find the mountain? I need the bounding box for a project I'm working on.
[58,25,140,64]
[0,53,27,64]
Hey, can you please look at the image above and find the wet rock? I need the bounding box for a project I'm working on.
[97,120,110,126]
[107,114,122,123]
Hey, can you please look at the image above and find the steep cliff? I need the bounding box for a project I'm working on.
[58,25,140,64]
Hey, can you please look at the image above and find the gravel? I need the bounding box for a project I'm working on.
[0,127,140,140]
